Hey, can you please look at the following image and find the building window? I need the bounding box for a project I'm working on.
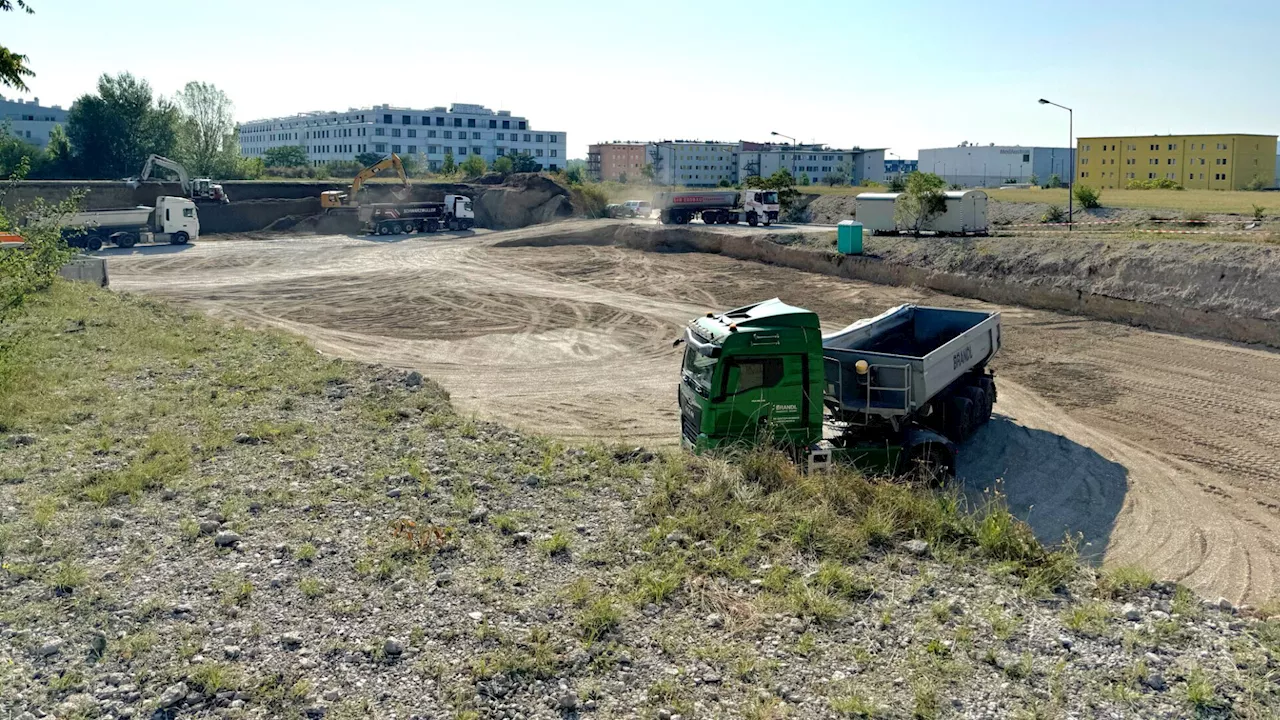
[549,135,558,143]
[443,131,452,139]
[497,133,505,140]
[421,116,430,125]
[550,149,558,157]
[524,134,531,142]
[427,145,439,154]
[496,147,505,156]
[407,129,416,138]
[1168,143,1175,150]
[1148,172,1156,179]
[408,145,416,154]
[488,120,496,128]
[436,117,444,126]
[391,128,401,137]
[382,114,392,124]
[458,147,467,155]
[427,130,436,138]
[392,144,401,153]
[519,121,527,130]
[375,143,387,152]
[375,127,385,136]
[466,119,475,127]
[503,120,510,129]
[472,146,481,155]
[1168,158,1175,165]
[472,132,481,139]
[1022,153,1030,162]
[454,118,462,127]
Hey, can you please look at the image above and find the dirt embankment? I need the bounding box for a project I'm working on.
[503,223,1280,348]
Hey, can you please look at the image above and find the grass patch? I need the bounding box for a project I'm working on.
[1062,602,1112,636]
[577,596,622,644]
[536,530,571,558]
[1097,565,1155,599]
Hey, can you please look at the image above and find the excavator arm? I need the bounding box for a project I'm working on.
[135,154,192,195]
[348,153,409,202]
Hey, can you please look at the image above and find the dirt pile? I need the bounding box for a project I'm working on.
[471,173,573,229]
[807,193,860,224]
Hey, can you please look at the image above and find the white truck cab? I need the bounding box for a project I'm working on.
[154,196,200,243]
[739,190,781,225]
[444,194,475,230]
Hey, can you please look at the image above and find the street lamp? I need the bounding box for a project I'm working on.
[770,131,795,147]
[888,151,902,180]
[1039,98,1073,228]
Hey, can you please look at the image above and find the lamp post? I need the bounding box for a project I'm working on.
[770,131,795,148]
[888,151,902,180]
[1038,98,1073,228]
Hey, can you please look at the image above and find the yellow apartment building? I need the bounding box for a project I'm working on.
[1076,134,1276,190]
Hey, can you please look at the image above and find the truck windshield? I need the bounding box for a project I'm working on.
[682,346,718,396]
[761,191,779,205]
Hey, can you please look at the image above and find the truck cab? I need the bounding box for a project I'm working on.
[741,190,780,225]
[153,196,199,244]
[677,299,825,453]
[444,194,475,230]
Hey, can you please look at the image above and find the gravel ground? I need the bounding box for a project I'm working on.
[1,283,1277,719]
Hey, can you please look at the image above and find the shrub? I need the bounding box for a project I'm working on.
[1046,173,1062,189]
[0,160,80,324]
[1041,205,1066,223]
[1073,184,1101,209]
[1252,204,1266,221]
[459,154,486,179]
[1125,178,1181,190]
[1244,176,1267,191]
[569,184,609,218]
[491,155,513,175]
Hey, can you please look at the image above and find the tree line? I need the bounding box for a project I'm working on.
[2,73,259,181]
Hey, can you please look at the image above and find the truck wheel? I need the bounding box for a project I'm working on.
[447,218,459,231]
[945,395,975,440]
[378,223,392,236]
[900,443,954,486]
[426,219,439,233]
[977,376,996,417]
[85,235,103,252]
[960,386,989,427]
[747,212,758,227]
[171,231,190,245]
[115,233,138,249]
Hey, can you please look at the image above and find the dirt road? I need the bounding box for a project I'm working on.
[107,225,1280,604]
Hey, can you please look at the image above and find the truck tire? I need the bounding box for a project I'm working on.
[447,218,459,231]
[114,233,138,249]
[378,223,392,236]
[171,231,190,245]
[85,235,103,252]
[944,395,975,440]
[900,443,954,486]
[426,219,439,233]
[977,376,996,417]
[747,212,758,227]
[959,386,989,428]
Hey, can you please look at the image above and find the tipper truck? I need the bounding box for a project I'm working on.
[654,190,780,226]
[358,195,474,235]
[58,196,199,250]
[676,299,1001,478]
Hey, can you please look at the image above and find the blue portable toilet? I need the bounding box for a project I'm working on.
[837,220,864,254]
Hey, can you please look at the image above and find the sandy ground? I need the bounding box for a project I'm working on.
[104,223,1280,605]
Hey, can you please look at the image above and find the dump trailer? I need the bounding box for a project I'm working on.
[675,299,1001,477]
[59,196,200,250]
[358,194,475,235]
[653,190,780,226]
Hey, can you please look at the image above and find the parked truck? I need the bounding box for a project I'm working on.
[653,190,780,226]
[59,196,200,250]
[675,299,1001,478]
[358,195,475,235]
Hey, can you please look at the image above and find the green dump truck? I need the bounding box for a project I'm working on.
[676,299,1001,477]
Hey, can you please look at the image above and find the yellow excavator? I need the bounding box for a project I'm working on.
[320,153,411,210]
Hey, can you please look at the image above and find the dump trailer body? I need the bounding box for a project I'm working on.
[58,197,199,250]
[653,191,740,211]
[822,305,1000,420]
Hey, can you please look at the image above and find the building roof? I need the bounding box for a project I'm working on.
[1077,133,1277,139]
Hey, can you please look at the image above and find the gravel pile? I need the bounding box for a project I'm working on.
[1,286,1277,719]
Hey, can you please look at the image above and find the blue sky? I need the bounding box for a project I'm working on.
[5,0,1278,159]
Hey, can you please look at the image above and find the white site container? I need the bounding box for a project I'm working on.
[854,190,989,235]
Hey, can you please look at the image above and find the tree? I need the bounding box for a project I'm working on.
[1073,184,1101,209]
[263,145,308,168]
[1046,173,1062,188]
[0,123,47,178]
[45,123,70,169]
[1028,173,1039,186]
[744,169,799,211]
[459,153,485,178]
[0,1,35,91]
[440,152,456,175]
[894,171,947,237]
[355,151,383,168]
[799,172,811,186]
[617,172,628,184]
[491,155,513,175]
[825,161,851,186]
[173,81,235,177]
[563,164,585,185]
[640,164,655,182]
[67,73,181,178]
[509,152,539,173]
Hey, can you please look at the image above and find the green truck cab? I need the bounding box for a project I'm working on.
[677,299,1002,477]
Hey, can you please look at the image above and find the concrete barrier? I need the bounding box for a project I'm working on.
[58,256,109,287]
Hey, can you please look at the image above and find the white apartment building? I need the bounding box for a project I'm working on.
[0,94,68,148]
[649,141,739,186]
[736,144,886,185]
[238,103,567,171]
[918,143,1074,187]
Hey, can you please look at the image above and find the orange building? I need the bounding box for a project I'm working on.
[587,142,650,181]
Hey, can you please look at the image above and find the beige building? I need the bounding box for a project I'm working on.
[1076,133,1276,190]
